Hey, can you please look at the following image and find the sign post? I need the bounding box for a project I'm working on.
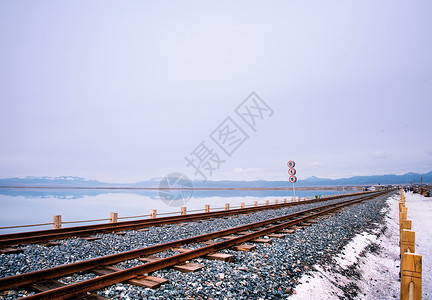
[287,161,297,199]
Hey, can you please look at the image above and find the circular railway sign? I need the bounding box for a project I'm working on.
[289,175,297,183]
[287,161,295,168]
[288,168,296,176]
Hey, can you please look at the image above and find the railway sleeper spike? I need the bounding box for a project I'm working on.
[0,191,391,295]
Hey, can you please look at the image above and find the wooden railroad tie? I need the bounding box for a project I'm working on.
[129,276,169,289]
[39,241,61,247]
[267,234,285,238]
[91,266,168,289]
[173,263,205,273]
[250,238,272,244]
[81,236,100,242]
[31,279,67,292]
[205,253,235,262]
[299,222,312,227]
[113,231,127,236]
[173,248,235,262]
[237,231,255,235]
[0,247,23,255]
[278,229,296,234]
[31,279,108,299]
[290,226,304,231]
[231,244,256,252]
[91,266,122,276]
[202,240,218,245]
[137,255,162,263]
[221,235,240,240]
[172,247,192,253]
[251,227,266,231]
[326,212,339,216]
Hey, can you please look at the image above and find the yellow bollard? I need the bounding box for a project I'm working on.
[400,219,412,243]
[110,212,118,223]
[400,212,407,222]
[225,203,230,211]
[401,253,422,300]
[53,215,62,229]
[401,229,415,258]
[205,205,210,213]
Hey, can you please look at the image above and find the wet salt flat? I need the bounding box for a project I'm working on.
[0,188,349,233]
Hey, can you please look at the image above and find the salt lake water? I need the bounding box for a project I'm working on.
[0,188,350,233]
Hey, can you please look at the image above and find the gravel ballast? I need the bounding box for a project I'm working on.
[0,192,393,299]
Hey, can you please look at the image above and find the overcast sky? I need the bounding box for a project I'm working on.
[1,1,431,183]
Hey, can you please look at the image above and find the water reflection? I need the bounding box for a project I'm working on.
[0,188,349,233]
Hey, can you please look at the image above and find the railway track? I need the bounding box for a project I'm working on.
[0,191,371,247]
[0,191,388,300]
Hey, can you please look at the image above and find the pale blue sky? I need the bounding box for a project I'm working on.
[1,1,431,183]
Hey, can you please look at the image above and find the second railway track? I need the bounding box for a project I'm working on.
[0,191,390,299]
[0,191,371,247]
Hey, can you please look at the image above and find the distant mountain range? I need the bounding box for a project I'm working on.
[0,172,431,188]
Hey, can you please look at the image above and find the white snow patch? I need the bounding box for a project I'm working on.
[333,231,377,269]
[289,193,401,299]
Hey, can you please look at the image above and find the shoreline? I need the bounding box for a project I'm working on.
[0,186,363,191]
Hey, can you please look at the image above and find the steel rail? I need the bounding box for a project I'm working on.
[21,191,389,300]
[0,191,387,295]
[0,191,372,247]
[1,193,366,240]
